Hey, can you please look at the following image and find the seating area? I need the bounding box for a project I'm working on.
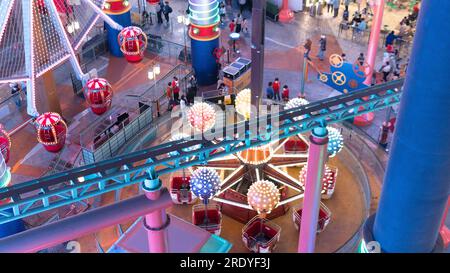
[219,186,289,223]
[292,202,332,233]
[170,176,196,204]
[266,1,279,22]
[284,139,309,153]
[242,216,281,253]
[192,204,222,235]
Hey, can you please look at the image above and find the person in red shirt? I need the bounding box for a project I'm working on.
[273,78,281,101]
[229,19,235,33]
[282,85,290,102]
[172,76,180,101]
[166,82,173,99]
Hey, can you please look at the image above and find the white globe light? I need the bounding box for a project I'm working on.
[284,98,309,121]
[299,164,335,194]
[247,180,280,215]
[235,88,251,120]
[327,126,344,157]
[168,133,201,157]
[187,102,216,132]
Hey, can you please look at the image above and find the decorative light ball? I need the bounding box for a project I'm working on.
[327,126,344,157]
[0,125,11,163]
[187,102,216,132]
[235,88,251,120]
[247,180,280,215]
[284,98,309,121]
[236,144,273,165]
[117,26,148,63]
[0,151,10,189]
[299,164,335,194]
[35,112,67,153]
[190,167,221,202]
[168,133,201,157]
[85,78,113,115]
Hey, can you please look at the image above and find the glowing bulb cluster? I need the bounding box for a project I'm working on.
[236,144,273,165]
[284,98,309,121]
[190,168,221,202]
[235,88,251,120]
[187,102,216,132]
[247,180,280,215]
[299,164,336,194]
[327,126,344,157]
[168,133,201,157]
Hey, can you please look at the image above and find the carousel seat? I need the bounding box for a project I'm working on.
[170,176,196,204]
[284,139,308,153]
[242,216,281,253]
[192,204,222,235]
[293,202,332,233]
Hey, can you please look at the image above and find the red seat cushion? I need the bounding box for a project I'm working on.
[171,177,190,190]
[284,139,308,152]
[193,209,220,225]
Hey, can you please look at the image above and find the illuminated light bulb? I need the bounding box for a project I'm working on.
[284,98,309,121]
[187,102,216,132]
[168,133,201,157]
[190,167,221,201]
[326,126,344,157]
[235,88,251,120]
[247,180,280,215]
[299,164,335,194]
[236,144,273,165]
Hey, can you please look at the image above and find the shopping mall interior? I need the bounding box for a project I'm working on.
[0,0,448,254]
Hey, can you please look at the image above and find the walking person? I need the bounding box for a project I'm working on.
[317,35,327,61]
[229,19,235,33]
[238,0,246,14]
[333,0,340,18]
[172,77,180,101]
[10,82,21,108]
[273,78,281,101]
[219,3,226,24]
[180,95,187,120]
[303,38,312,61]
[242,18,249,34]
[162,1,173,25]
[357,52,365,65]
[235,13,243,33]
[282,85,290,102]
[156,1,164,24]
[381,61,392,82]
[326,0,333,14]
[266,82,274,100]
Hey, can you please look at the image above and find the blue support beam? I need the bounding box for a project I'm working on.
[0,80,404,224]
[371,0,450,252]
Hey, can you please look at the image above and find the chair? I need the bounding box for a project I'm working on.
[192,203,222,235]
[292,202,331,233]
[242,216,281,253]
[170,176,196,204]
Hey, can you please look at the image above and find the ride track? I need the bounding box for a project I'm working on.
[0,79,404,225]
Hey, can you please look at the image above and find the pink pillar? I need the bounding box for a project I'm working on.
[364,0,385,86]
[278,0,294,23]
[143,178,169,253]
[298,127,328,253]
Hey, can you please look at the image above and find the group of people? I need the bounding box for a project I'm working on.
[228,13,249,34]
[166,75,198,112]
[266,78,290,102]
[154,1,173,25]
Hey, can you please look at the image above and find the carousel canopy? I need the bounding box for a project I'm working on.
[36,112,62,127]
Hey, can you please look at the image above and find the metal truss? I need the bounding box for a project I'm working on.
[0,79,404,224]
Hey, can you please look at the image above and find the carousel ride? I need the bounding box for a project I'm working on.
[166,93,344,252]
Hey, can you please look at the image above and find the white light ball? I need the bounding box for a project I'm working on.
[247,180,280,215]
[327,126,344,157]
[235,88,251,120]
[187,102,216,132]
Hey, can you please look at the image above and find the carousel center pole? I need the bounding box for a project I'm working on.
[298,126,328,253]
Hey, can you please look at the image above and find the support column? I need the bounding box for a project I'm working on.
[188,0,220,86]
[298,127,328,253]
[250,0,265,112]
[364,0,385,86]
[102,0,132,57]
[369,0,450,252]
[278,0,294,23]
[142,175,169,253]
